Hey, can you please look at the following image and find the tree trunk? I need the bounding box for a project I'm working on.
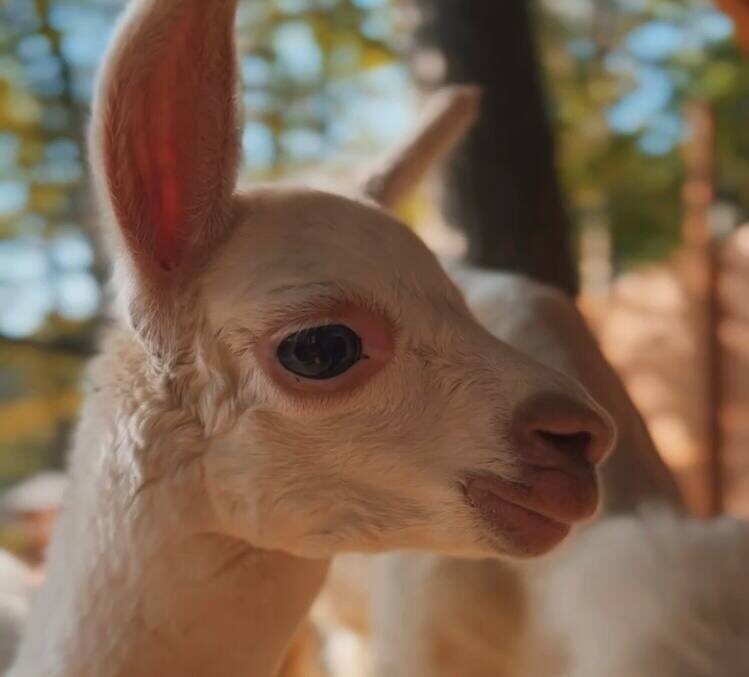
[413,0,578,295]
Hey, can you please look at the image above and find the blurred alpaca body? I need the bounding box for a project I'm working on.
[523,510,749,677]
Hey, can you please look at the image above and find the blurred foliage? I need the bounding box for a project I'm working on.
[0,0,405,486]
[1,0,749,485]
[539,0,749,266]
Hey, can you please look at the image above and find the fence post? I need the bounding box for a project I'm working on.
[683,101,724,515]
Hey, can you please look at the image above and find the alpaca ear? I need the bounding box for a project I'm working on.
[90,0,240,287]
[362,85,481,209]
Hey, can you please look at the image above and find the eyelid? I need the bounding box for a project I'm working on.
[268,304,396,351]
[261,292,397,338]
[270,315,341,345]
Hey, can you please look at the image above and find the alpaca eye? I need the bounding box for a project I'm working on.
[277,325,363,380]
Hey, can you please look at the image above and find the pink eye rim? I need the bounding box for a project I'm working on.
[256,306,395,398]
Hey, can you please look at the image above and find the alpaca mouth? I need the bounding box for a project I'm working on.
[461,469,598,557]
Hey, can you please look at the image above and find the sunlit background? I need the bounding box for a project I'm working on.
[2,0,749,557]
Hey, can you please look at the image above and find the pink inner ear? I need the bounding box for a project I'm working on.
[146,69,182,271]
[136,6,198,271]
[104,0,233,273]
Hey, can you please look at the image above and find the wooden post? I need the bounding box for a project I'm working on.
[705,238,725,515]
[683,101,724,515]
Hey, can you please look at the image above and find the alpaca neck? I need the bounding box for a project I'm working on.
[12,518,328,677]
[9,341,329,677]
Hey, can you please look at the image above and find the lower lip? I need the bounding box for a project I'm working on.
[463,480,571,557]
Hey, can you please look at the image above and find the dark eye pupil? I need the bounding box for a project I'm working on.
[277,325,363,380]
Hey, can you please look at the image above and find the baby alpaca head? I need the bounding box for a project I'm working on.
[89,0,615,560]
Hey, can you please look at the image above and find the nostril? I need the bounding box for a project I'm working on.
[511,391,616,467]
[534,430,594,463]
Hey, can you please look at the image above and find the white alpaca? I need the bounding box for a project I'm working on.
[7,2,616,676]
[323,269,749,677]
